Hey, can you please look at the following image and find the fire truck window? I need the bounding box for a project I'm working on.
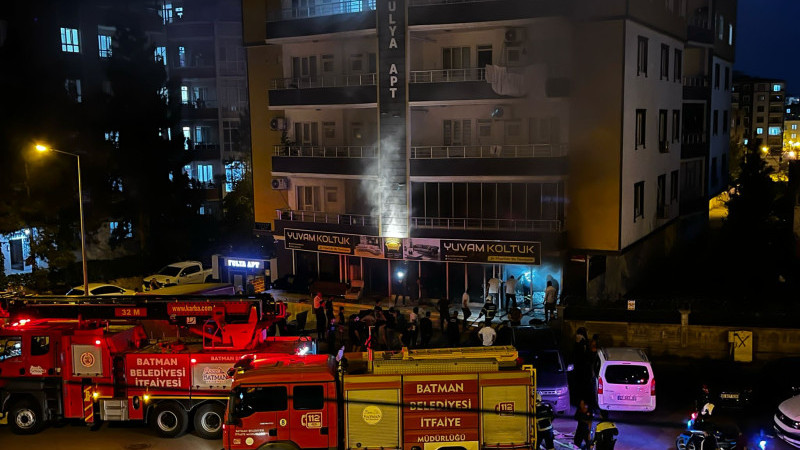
[293,385,324,410]
[31,336,50,356]
[230,386,287,419]
[0,336,23,361]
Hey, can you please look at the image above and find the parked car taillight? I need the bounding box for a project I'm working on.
[651,378,656,396]
[597,377,603,395]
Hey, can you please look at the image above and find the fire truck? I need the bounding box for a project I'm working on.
[223,346,537,450]
[0,294,314,439]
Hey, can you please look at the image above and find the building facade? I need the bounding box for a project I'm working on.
[245,0,736,302]
[732,76,786,172]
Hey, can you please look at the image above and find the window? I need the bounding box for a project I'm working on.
[65,79,82,102]
[197,165,213,184]
[223,120,241,152]
[717,14,724,40]
[769,127,781,136]
[225,161,245,193]
[724,67,730,90]
[105,131,119,147]
[671,110,680,142]
[728,24,734,45]
[98,34,112,58]
[756,127,764,135]
[660,44,669,80]
[658,110,667,143]
[159,2,174,24]
[714,63,720,89]
[293,385,324,410]
[606,365,649,384]
[0,336,22,361]
[793,124,798,130]
[112,177,123,192]
[230,386,287,419]
[326,187,338,203]
[634,181,644,221]
[321,54,334,73]
[349,54,362,72]
[637,36,648,76]
[477,120,492,138]
[181,86,189,104]
[713,110,719,135]
[183,164,192,178]
[297,186,321,211]
[175,6,184,19]
[722,110,728,133]
[670,170,679,203]
[194,126,211,144]
[756,116,764,123]
[443,119,472,146]
[773,84,781,92]
[673,49,682,82]
[657,174,666,217]
[155,46,167,65]
[443,47,471,71]
[182,126,191,149]
[635,109,646,149]
[756,106,764,113]
[178,46,186,67]
[31,336,50,356]
[322,122,336,140]
[60,27,80,53]
[109,221,132,238]
[293,56,318,78]
[9,239,23,270]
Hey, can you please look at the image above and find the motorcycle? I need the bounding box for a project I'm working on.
[675,406,738,450]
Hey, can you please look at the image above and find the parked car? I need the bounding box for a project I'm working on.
[594,347,656,412]
[271,273,315,294]
[66,283,133,296]
[501,325,571,415]
[142,261,213,291]
[774,394,800,448]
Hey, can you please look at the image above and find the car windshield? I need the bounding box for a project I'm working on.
[524,351,563,372]
[605,365,649,384]
[157,265,182,277]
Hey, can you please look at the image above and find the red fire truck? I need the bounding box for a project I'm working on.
[0,294,313,438]
[223,346,536,450]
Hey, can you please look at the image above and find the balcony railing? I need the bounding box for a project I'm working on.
[682,132,707,145]
[276,209,379,227]
[410,68,486,83]
[191,143,219,151]
[271,74,376,90]
[688,13,711,30]
[412,217,562,232]
[267,0,376,22]
[274,145,378,158]
[411,144,567,158]
[683,76,708,88]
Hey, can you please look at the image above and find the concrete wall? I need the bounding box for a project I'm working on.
[564,314,800,361]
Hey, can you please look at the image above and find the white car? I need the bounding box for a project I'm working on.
[66,283,133,296]
[775,395,800,447]
[594,347,656,412]
[142,260,213,291]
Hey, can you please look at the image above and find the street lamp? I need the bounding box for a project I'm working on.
[35,144,89,296]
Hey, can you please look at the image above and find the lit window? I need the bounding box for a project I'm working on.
[98,34,112,58]
[225,161,246,192]
[109,221,132,239]
[60,27,80,53]
[743,139,749,145]
[159,3,174,24]
[728,24,734,45]
[197,165,213,183]
[756,128,764,135]
[182,126,191,149]
[793,124,798,130]
[175,6,184,19]
[111,177,123,192]
[769,127,781,136]
[183,164,192,178]
[788,108,792,114]
[178,46,186,67]
[773,84,781,92]
[792,134,797,139]
[181,86,189,104]
[155,46,167,65]
[104,131,119,148]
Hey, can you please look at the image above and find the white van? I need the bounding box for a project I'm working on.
[594,347,656,412]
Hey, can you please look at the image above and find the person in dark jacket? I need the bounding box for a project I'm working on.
[593,411,618,450]
[535,393,555,450]
[419,311,433,348]
[438,298,450,331]
[446,310,461,347]
[573,400,593,450]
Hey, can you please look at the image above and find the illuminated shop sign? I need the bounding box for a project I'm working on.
[226,259,262,269]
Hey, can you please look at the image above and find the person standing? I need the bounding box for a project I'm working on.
[573,400,593,450]
[437,297,450,332]
[544,281,557,322]
[487,275,501,306]
[461,292,472,331]
[315,297,327,341]
[535,393,555,450]
[348,315,362,352]
[478,296,498,324]
[505,275,517,310]
[408,307,419,349]
[478,321,496,346]
[419,311,433,348]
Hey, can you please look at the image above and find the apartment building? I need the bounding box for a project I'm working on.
[244,0,735,301]
[732,76,786,172]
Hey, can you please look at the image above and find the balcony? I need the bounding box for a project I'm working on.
[269,74,377,107]
[411,217,562,232]
[683,75,709,100]
[687,13,713,43]
[265,0,376,41]
[274,209,379,236]
[410,144,568,177]
[182,101,218,120]
[274,145,377,158]
[189,143,220,161]
[411,144,566,158]
[681,132,708,159]
[272,146,378,175]
[409,68,514,102]
[408,0,568,27]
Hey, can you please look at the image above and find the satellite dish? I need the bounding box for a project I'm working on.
[491,106,504,118]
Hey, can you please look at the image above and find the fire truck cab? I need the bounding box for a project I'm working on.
[224,347,536,450]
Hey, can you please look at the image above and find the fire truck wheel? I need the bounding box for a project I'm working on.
[151,402,189,438]
[193,403,225,439]
[9,399,44,435]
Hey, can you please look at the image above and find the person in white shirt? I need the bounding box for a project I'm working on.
[478,322,497,346]
[505,275,518,310]
[487,276,500,301]
[544,281,558,322]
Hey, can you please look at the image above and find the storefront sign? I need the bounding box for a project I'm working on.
[285,228,355,254]
[226,258,262,269]
[441,239,541,264]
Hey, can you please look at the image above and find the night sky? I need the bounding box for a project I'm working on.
[735,0,800,95]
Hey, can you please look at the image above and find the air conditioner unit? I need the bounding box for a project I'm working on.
[271,177,289,190]
[504,28,526,44]
[269,117,287,131]
[659,140,670,153]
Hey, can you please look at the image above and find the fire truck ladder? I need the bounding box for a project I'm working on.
[369,345,519,374]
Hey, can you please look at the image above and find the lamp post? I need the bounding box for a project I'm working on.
[35,144,89,295]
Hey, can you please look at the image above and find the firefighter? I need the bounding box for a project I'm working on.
[592,411,619,450]
[478,296,498,323]
[535,393,555,450]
